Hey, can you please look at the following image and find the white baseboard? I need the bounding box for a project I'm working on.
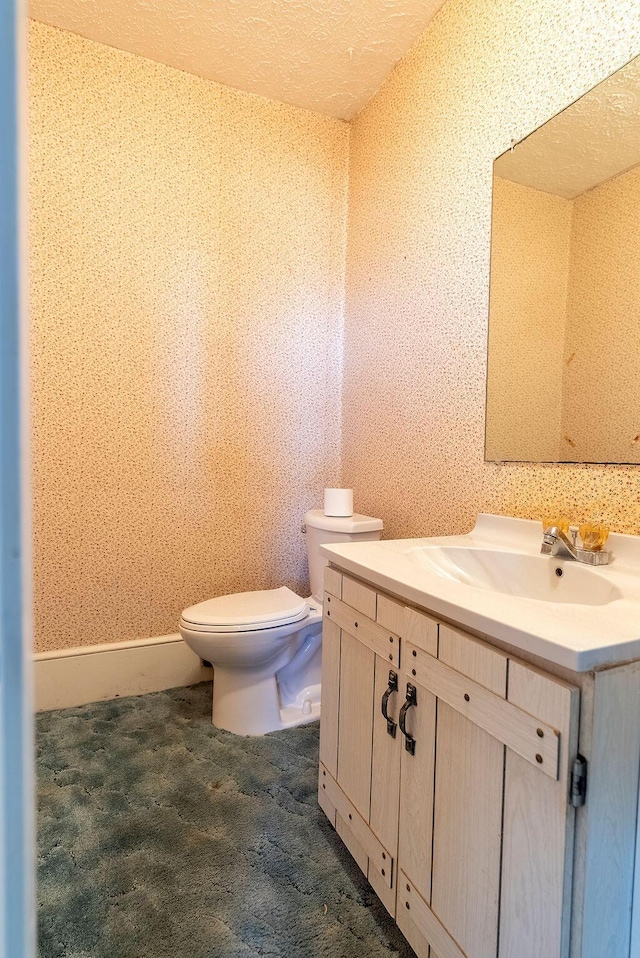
[34,634,212,712]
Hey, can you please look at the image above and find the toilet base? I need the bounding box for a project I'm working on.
[279,683,321,729]
[212,661,281,735]
[211,668,321,736]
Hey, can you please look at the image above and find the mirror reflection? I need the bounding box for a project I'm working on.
[485,56,640,463]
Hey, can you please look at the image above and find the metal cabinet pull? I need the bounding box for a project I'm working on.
[399,683,417,755]
[381,671,399,738]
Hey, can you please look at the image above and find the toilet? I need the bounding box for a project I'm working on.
[179,508,383,735]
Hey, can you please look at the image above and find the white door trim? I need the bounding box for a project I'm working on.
[0,0,34,954]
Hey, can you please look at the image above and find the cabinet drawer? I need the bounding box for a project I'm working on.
[342,575,377,619]
[324,566,342,599]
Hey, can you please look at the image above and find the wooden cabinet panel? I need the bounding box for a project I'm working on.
[405,607,438,654]
[318,780,336,826]
[398,874,467,958]
[581,664,640,958]
[368,860,397,917]
[499,661,579,958]
[324,566,342,600]
[431,625,507,958]
[325,593,400,668]
[396,899,430,958]
[370,657,401,854]
[319,617,341,778]
[409,644,559,777]
[337,630,375,819]
[377,593,406,636]
[320,763,393,888]
[336,813,368,875]
[342,575,377,619]
[439,623,507,693]
[431,703,504,958]
[398,663,437,899]
[321,577,404,919]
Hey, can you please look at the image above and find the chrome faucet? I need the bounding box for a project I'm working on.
[541,526,609,565]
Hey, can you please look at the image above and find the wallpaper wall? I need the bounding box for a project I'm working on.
[28,20,348,651]
[343,0,640,539]
[29,1,640,653]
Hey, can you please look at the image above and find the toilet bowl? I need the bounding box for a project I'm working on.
[180,587,323,735]
[179,508,383,735]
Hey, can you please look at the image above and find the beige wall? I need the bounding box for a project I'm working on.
[28,20,348,651]
[343,0,640,538]
[561,162,640,462]
[486,177,571,462]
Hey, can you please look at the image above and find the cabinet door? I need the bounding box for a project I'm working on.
[337,627,376,818]
[397,624,580,958]
[370,655,401,855]
[336,632,402,913]
[397,612,438,901]
[318,571,403,915]
[498,659,580,958]
[319,616,341,780]
[430,629,507,958]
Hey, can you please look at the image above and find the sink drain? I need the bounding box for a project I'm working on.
[555,567,564,578]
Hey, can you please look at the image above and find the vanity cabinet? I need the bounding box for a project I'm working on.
[318,567,581,958]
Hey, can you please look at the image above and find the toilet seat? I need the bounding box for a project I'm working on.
[180,586,309,633]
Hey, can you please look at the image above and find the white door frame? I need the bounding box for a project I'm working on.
[0,0,34,955]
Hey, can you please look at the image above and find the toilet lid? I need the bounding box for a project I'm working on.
[181,587,309,632]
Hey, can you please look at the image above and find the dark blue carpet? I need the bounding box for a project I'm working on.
[37,683,415,958]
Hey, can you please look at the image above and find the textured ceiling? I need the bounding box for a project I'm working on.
[495,55,640,199]
[28,0,447,120]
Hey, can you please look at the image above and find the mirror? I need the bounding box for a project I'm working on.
[485,56,640,464]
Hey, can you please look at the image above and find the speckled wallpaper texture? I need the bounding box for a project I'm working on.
[343,0,640,539]
[28,20,348,652]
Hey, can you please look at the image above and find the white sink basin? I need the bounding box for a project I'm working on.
[409,545,622,606]
[320,514,640,671]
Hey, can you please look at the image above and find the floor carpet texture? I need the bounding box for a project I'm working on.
[37,683,416,958]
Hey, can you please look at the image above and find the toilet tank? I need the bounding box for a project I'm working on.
[303,509,383,603]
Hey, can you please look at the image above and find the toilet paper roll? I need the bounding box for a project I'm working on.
[324,488,354,517]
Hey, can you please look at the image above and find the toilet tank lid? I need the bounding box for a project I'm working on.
[304,509,383,533]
